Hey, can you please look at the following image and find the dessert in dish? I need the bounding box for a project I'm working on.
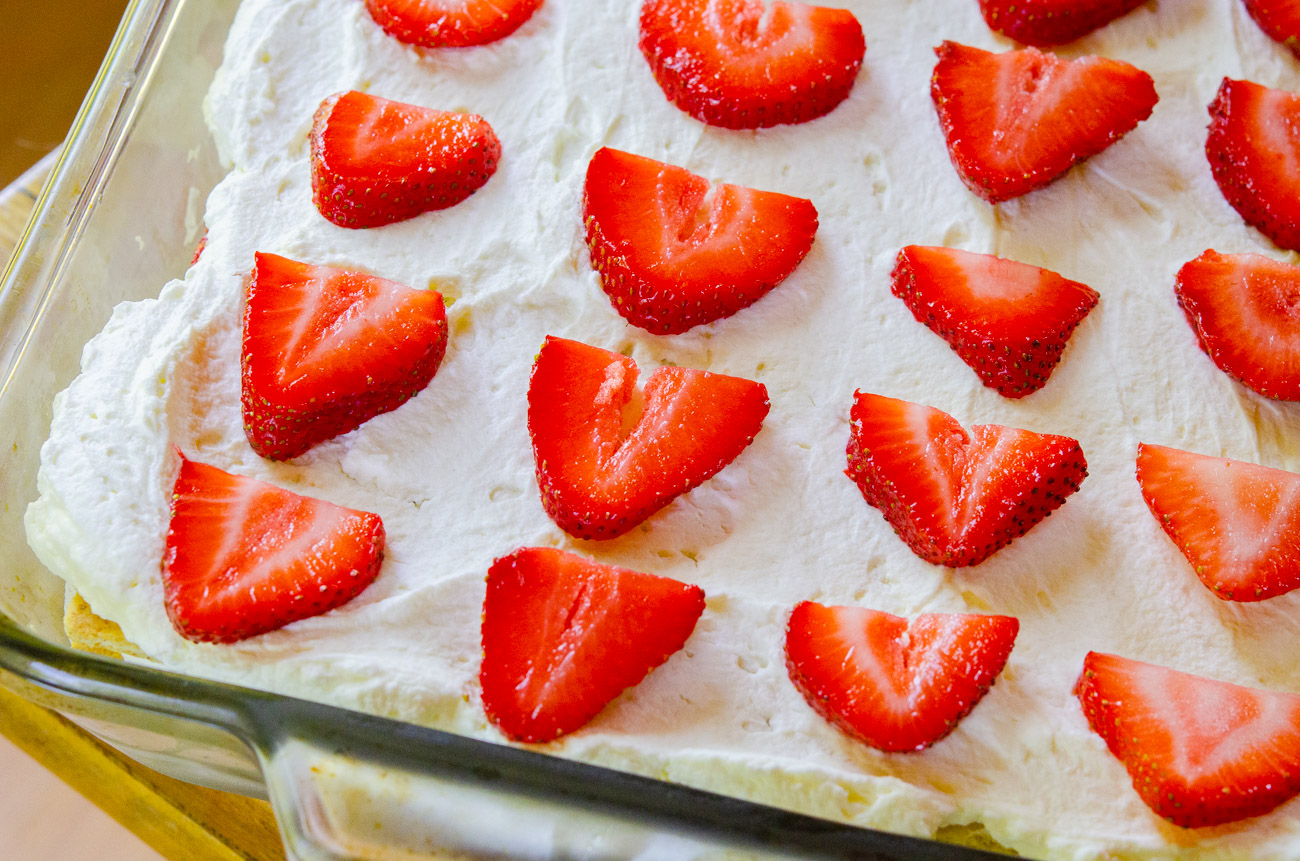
[23,0,1300,856]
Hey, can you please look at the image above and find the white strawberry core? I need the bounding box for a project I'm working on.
[1191,456,1300,570]
[1259,88,1300,183]
[1131,661,1296,781]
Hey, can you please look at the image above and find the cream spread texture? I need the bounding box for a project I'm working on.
[24,0,1300,856]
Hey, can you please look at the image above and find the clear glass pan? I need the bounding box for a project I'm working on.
[0,2,1007,858]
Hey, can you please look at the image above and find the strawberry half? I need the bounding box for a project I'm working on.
[1136,443,1300,602]
[310,90,501,229]
[364,0,542,48]
[163,454,385,643]
[1206,78,1300,253]
[242,252,448,461]
[786,602,1018,752]
[891,246,1099,398]
[845,392,1087,567]
[1242,0,1300,58]
[1075,651,1300,828]
[583,148,818,335]
[527,337,769,540]
[977,0,1147,47]
[638,0,865,130]
[1175,250,1300,401]
[480,547,706,743]
[931,42,1158,204]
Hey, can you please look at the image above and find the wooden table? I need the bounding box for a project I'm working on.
[0,157,286,861]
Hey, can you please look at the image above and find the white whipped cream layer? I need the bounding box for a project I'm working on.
[25,0,1300,856]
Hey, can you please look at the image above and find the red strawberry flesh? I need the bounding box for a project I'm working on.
[480,547,705,743]
[364,0,543,48]
[891,245,1099,398]
[638,0,865,129]
[527,337,769,540]
[1242,0,1300,58]
[786,601,1018,752]
[311,90,501,229]
[931,41,1158,204]
[163,455,385,643]
[190,230,208,266]
[1137,443,1300,601]
[583,148,818,335]
[1175,250,1300,401]
[1076,651,1300,827]
[846,391,1087,567]
[977,0,1147,47]
[242,252,448,461]
[1206,78,1300,253]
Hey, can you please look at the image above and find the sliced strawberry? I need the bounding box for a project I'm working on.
[1075,651,1300,827]
[364,0,542,48]
[786,602,1018,752]
[891,246,1099,398]
[638,0,865,130]
[845,392,1087,567]
[1136,443,1300,601]
[242,252,448,461]
[583,148,818,335]
[527,337,769,540]
[163,454,385,643]
[931,42,1158,204]
[310,90,501,229]
[1206,78,1300,252]
[1175,250,1300,401]
[480,547,705,743]
[977,0,1147,47]
[1242,0,1300,58]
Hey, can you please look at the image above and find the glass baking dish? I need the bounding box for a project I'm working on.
[0,1,1010,858]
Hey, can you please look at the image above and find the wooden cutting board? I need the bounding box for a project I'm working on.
[0,157,285,861]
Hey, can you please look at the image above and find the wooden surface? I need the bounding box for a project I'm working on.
[0,731,164,860]
[0,2,130,187]
[0,158,287,861]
